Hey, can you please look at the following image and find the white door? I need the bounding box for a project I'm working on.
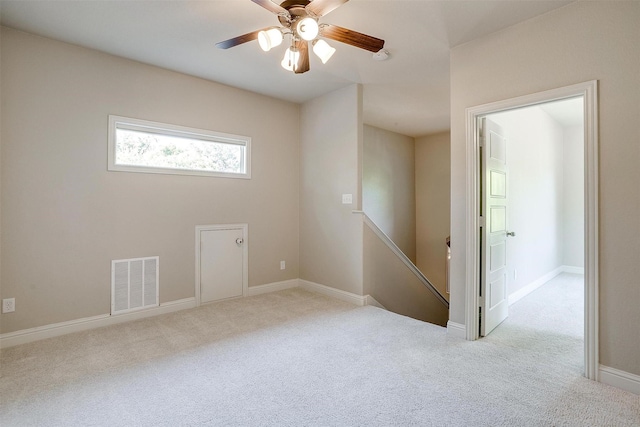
[480,118,512,336]
[198,225,246,304]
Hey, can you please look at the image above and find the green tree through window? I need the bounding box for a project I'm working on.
[108,116,250,179]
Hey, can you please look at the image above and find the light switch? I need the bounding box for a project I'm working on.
[342,194,353,204]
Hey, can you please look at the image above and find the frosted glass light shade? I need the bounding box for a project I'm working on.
[258,28,283,52]
[296,17,319,41]
[313,39,336,64]
[281,47,300,71]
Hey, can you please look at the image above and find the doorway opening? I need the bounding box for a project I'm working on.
[479,99,586,375]
[464,81,599,380]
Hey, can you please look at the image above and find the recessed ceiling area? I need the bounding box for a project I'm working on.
[0,0,573,137]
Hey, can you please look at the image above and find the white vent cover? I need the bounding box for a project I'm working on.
[111,256,159,315]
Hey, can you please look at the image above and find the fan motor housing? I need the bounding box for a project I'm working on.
[278,0,312,26]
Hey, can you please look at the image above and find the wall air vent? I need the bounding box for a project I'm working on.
[111,256,159,315]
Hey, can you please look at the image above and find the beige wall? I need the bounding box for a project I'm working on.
[363,224,448,326]
[299,85,363,295]
[0,28,300,333]
[450,2,640,374]
[0,26,3,331]
[415,132,450,300]
[363,125,416,262]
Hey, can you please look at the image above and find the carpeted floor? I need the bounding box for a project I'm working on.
[1,273,638,426]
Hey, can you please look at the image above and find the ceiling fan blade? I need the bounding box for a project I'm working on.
[251,0,291,20]
[216,30,263,49]
[294,39,310,74]
[320,24,384,53]
[306,0,349,17]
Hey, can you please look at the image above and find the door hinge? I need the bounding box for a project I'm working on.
[479,216,486,227]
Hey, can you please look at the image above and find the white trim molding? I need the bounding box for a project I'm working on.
[108,115,251,180]
[365,295,386,309]
[599,365,640,395]
[299,279,368,306]
[0,278,377,349]
[562,265,585,275]
[447,321,466,339]
[0,297,196,349]
[464,80,599,380]
[508,267,564,306]
[508,266,584,306]
[246,279,299,297]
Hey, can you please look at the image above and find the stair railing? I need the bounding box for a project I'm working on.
[362,213,449,308]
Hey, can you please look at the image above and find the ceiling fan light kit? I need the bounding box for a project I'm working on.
[258,27,284,51]
[312,39,336,64]
[296,17,319,41]
[216,0,385,74]
[281,47,300,71]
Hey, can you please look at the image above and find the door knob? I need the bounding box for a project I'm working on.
[236,238,244,245]
[506,231,516,237]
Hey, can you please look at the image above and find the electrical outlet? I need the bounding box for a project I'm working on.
[342,194,353,204]
[2,298,15,313]
[280,260,286,270]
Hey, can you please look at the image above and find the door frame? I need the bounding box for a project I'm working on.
[195,223,248,306]
[464,80,599,380]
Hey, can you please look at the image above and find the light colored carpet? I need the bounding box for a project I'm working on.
[1,273,638,426]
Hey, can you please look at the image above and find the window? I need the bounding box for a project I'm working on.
[108,115,251,179]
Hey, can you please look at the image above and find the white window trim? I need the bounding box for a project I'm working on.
[108,115,251,179]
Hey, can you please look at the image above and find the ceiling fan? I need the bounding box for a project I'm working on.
[216,0,385,74]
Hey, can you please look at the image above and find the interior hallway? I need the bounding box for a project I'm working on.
[491,273,584,374]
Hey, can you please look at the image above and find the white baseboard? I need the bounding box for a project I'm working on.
[508,266,564,306]
[299,279,367,306]
[0,278,371,349]
[0,297,196,349]
[246,279,299,296]
[447,321,466,339]
[562,265,585,275]
[0,277,429,349]
[365,295,386,309]
[599,365,640,395]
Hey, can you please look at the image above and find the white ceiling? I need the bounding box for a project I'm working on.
[539,97,584,128]
[0,0,573,137]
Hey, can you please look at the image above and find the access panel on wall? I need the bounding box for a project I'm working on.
[196,224,248,304]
